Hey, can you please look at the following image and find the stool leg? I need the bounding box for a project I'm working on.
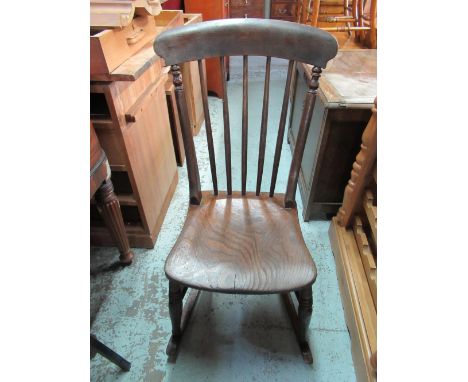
[95,179,134,264]
[91,334,131,371]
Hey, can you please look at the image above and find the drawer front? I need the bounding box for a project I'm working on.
[230,0,264,18]
[230,0,263,7]
[90,15,157,75]
[271,2,297,19]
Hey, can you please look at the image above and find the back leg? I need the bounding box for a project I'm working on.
[298,285,313,346]
[167,280,183,360]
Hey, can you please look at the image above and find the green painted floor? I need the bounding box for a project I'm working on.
[91,57,356,382]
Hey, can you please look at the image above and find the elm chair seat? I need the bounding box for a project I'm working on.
[165,192,317,293]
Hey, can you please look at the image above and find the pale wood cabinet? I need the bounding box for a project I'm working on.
[90,45,178,249]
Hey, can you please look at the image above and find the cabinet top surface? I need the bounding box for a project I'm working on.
[304,49,376,105]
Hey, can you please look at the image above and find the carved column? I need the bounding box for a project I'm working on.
[95,179,134,264]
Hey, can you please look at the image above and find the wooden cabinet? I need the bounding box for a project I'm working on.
[271,0,298,21]
[90,45,178,248]
[230,0,265,18]
[184,0,230,98]
[288,49,376,220]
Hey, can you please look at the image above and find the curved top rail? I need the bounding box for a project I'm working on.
[154,18,338,68]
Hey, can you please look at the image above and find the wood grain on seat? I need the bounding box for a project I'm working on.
[165,192,317,293]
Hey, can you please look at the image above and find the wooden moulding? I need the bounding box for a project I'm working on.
[330,217,376,382]
[91,15,158,76]
[90,1,164,29]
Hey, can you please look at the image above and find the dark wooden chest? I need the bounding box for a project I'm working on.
[288,49,376,220]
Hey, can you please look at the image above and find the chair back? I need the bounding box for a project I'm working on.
[154,18,338,207]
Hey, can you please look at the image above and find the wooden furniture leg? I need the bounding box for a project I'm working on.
[95,179,134,264]
[90,334,131,371]
[298,286,313,344]
[282,289,314,364]
[166,282,201,362]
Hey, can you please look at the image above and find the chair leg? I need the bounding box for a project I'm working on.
[298,285,313,346]
[282,286,314,364]
[167,281,202,362]
[95,179,134,264]
[168,280,183,337]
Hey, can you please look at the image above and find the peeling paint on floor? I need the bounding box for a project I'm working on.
[91,57,356,382]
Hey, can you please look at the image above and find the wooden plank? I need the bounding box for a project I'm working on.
[352,216,377,307]
[362,189,377,243]
[329,217,376,382]
[91,43,164,82]
[165,81,186,166]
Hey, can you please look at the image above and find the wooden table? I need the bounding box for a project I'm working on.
[288,49,376,220]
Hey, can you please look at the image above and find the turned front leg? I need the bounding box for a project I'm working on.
[168,280,183,338]
[95,179,134,264]
[298,286,313,344]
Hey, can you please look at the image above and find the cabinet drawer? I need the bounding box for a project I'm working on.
[271,2,297,19]
[230,7,264,18]
[90,15,157,76]
[230,0,263,7]
[230,0,264,18]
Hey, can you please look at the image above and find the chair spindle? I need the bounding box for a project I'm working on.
[256,56,271,196]
[171,64,202,205]
[198,59,218,195]
[242,55,248,195]
[284,66,322,208]
[220,56,232,195]
[270,60,295,197]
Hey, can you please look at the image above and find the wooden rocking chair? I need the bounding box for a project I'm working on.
[154,18,338,363]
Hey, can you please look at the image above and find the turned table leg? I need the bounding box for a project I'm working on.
[95,179,134,264]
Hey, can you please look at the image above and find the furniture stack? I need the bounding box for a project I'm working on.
[288,49,376,220]
[184,0,230,98]
[329,99,377,382]
[90,6,206,248]
[298,0,377,48]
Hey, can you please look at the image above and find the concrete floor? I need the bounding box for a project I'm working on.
[91,57,356,382]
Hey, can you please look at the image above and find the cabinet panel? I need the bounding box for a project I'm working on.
[271,2,297,19]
